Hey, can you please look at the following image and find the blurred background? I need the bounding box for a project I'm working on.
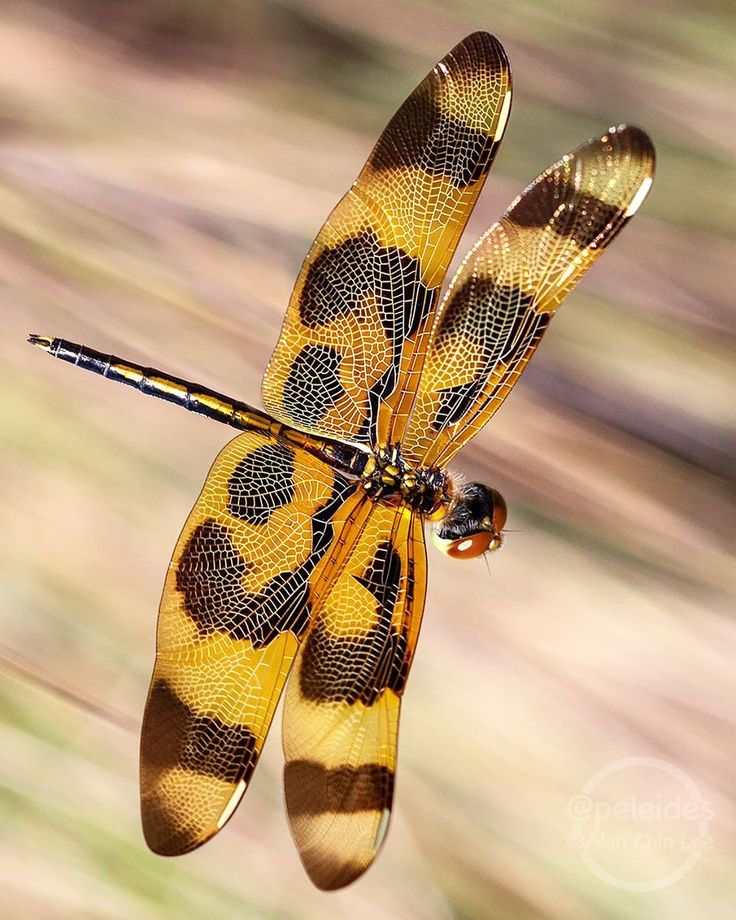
[2,1,735,917]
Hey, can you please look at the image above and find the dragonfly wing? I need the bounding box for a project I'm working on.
[262,32,511,449]
[402,124,655,466]
[140,431,356,855]
[283,502,427,889]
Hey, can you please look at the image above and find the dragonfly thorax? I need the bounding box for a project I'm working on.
[360,445,449,516]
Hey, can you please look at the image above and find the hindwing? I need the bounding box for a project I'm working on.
[140,431,356,855]
[283,501,427,889]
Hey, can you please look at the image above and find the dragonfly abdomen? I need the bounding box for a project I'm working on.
[27,334,366,478]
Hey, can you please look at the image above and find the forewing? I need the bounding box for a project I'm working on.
[283,503,427,889]
[402,125,655,466]
[140,431,356,855]
[262,32,511,448]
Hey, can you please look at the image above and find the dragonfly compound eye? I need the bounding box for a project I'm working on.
[432,529,501,558]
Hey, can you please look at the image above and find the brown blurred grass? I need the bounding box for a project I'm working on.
[1,1,735,918]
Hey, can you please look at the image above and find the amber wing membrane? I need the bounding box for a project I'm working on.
[282,502,427,889]
[262,32,511,449]
[140,431,356,855]
[401,124,656,467]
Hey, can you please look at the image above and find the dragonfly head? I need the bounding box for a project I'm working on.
[431,482,507,559]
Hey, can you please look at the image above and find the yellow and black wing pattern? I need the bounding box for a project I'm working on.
[262,32,511,449]
[283,501,427,889]
[140,430,356,855]
[140,40,654,888]
[402,124,656,467]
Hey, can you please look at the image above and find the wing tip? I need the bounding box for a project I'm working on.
[597,123,656,215]
[142,815,214,857]
[459,29,502,47]
[445,31,510,75]
[523,122,656,220]
[603,123,656,166]
[284,752,398,889]
[302,852,374,891]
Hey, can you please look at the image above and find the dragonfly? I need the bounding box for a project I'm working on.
[29,32,654,890]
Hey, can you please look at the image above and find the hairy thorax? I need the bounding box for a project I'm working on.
[360,445,451,517]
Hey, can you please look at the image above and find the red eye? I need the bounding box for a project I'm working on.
[433,530,498,559]
[490,488,507,532]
